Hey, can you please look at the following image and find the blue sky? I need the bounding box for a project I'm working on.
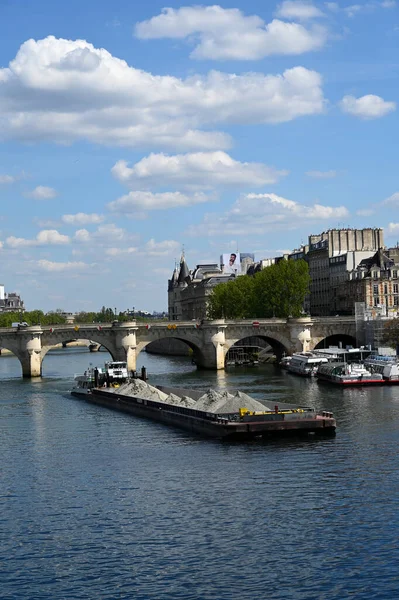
[0,0,398,312]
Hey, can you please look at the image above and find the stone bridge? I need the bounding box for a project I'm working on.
[0,317,358,377]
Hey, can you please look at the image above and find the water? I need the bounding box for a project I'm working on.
[1,349,399,599]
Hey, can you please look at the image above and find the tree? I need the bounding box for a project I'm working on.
[207,259,310,319]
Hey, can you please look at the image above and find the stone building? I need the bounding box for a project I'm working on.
[306,228,384,316]
[168,258,233,321]
[336,248,399,316]
[0,284,25,312]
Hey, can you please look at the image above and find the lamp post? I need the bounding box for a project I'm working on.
[114,307,117,320]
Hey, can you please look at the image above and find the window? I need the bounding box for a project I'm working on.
[393,270,398,279]
[394,284,399,294]
[395,296,399,307]
[374,297,380,306]
[373,271,379,279]
[373,284,379,295]
[384,284,388,295]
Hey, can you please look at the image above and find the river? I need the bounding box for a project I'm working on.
[1,348,399,599]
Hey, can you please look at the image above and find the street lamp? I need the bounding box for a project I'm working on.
[114,307,117,319]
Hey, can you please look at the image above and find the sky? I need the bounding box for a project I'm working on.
[0,0,398,313]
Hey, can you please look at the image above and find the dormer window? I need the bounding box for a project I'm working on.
[372,271,379,279]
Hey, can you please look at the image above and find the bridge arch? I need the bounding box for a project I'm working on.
[40,335,116,364]
[224,333,291,362]
[137,335,207,368]
[311,333,357,351]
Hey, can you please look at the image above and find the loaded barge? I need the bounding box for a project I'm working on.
[71,366,336,440]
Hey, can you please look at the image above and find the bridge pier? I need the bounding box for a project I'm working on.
[197,320,227,370]
[111,322,138,373]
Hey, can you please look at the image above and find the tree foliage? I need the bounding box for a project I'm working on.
[207,259,310,319]
[0,310,67,327]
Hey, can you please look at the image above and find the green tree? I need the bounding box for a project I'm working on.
[207,259,310,319]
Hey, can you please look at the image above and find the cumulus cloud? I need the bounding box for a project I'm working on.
[388,222,399,234]
[275,1,325,20]
[74,223,137,246]
[0,174,15,184]
[382,192,399,205]
[145,239,181,256]
[6,229,69,247]
[0,36,325,151]
[340,94,396,119]
[187,192,349,236]
[306,169,337,178]
[37,260,91,272]
[111,151,287,191]
[105,247,138,256]
[25,185,58,200]
[108,191,211,213]
[62,212,105,225]
[135,6,327,60]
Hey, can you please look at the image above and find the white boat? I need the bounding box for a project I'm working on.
[364,355,399,383]
[279,356,292,370]
[316,362,384,386]
[287,352,329,377]
[72,361,129,396]
[104,361,128,382]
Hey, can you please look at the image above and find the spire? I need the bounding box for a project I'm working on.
[177,254,191,285]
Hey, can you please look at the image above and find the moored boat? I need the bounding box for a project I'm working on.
[287,352,329,377]
[316,362,384,386]
[364,354,399,383]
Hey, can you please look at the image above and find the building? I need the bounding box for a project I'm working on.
[168,257,234,320]
[0,284,25,312]
[337,248,399,316]
[306,228,384,316]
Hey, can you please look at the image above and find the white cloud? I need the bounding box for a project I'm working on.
[135,6,328,60]
[62,213,105,225]
[330,1,396,17]
[144,239,180,256]
[0,36,325,151]
[383,192,399,205]
[6,229,69,247]
[25,185,58,199]
[111,151,287,191]
[381,1,396,7]
[108,191,211,213]
[0,241,3,249]
[188,192,349,236]
[105,247,138,256]
[388,222,399,234]
[0,174,15,184]
[340,94,396,119]
[74,223,136,246]
[306,169,337,178]
[37,260,91,272]
[356,208,375,216]
[275,2,325,20]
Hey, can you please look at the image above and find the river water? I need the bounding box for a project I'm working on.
[1,349,399,600]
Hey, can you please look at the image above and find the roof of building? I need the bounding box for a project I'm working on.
[358,248,395,273]
[177,257,191,285]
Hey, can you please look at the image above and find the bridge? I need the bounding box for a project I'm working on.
[0,317,358,378]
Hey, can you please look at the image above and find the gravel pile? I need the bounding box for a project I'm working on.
[193,389,234,412]
[107,380,268,414]
[215,391,270,414]
[115,380,169,402]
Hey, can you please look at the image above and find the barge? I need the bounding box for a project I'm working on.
[71,368,336,440]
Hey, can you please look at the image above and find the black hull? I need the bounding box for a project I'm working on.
[71,388,336,440]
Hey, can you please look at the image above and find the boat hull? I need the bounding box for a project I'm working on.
[71,388,336,440]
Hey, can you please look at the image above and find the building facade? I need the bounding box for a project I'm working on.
[0,284,25,312]
[306,228,384,316]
